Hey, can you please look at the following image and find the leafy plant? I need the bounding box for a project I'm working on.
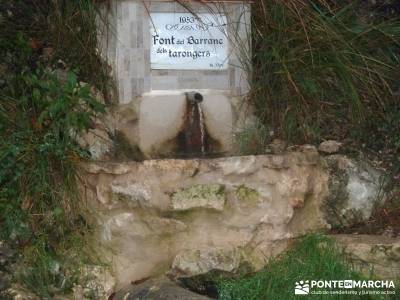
[0,0,112,296]
[0,0,113,102]
[0,33,105,296]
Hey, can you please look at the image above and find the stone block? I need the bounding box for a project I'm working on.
[171,184,226,211]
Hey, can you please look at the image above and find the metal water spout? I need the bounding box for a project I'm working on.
[178,91,207,157]
[186,91,204,104]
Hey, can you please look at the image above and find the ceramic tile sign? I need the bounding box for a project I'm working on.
[150,13,228,70]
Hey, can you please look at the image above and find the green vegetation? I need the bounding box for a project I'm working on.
[217,235,398,300]
[0,0,112,100]
[0,0,110,297]
[234,119,271,155]
[0,64,104,297]
[244,1,399,166]
[235,185,260,203]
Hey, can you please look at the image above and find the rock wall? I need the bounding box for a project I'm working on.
[334,234,400,279]
[81,148,383,288]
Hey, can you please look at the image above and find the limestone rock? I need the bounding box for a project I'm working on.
[80,265,116,299]
[171,248,242,277]
[82,152,385,285]
[171,184,226,211]
[142,159,199,176]
[83,129,113,160]
[235,185,262,207]
[113,277,211,300]
[83,162,134,175]
[76,115,115,160]
[72,285,84,300]
[287,144,317,153]
[318,140,342,154]
[101,213,187,241]
[217,155,260,176]
[334,234,400,279]
[298,145,320,162]
[111,182,151,208]
[267,155,290,169]
[71,87,157,161]
[269,139,287,154]
[6,284,40,300]
[83,153,329,285]
[324,155,384,227]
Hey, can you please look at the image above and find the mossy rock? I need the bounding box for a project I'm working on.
[171,184,226,211]
[235,185,261,203]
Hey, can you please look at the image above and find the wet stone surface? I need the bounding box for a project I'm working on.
[113,277,212,300]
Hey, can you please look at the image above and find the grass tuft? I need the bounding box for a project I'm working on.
[248,0,399,149]
[217,234,398,300]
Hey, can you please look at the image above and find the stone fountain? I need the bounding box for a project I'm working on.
[96,0,252,159]
[79,1,387,297]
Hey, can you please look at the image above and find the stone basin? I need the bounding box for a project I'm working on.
[81,149,383,288]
